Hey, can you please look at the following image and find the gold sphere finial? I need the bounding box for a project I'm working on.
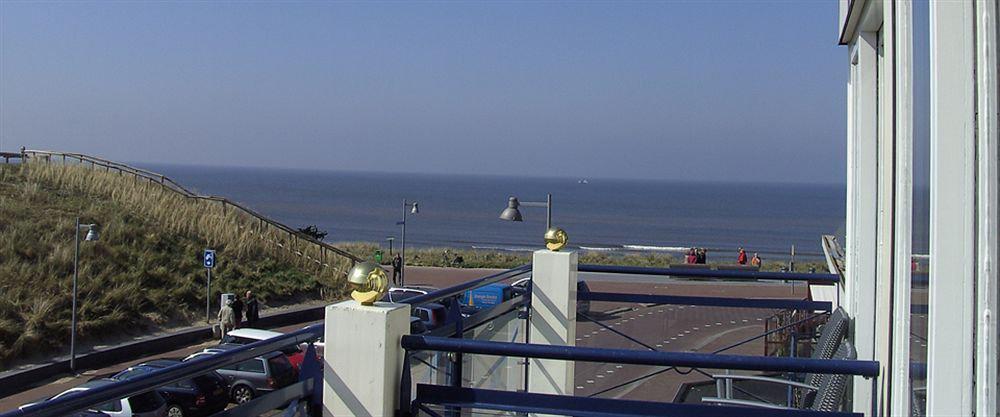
[346,262,389,305]
[544,227,568,251]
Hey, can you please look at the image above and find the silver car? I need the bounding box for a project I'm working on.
[24,379,167,417]
[185,344,297,404]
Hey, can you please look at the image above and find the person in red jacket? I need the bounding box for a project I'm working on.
[737,247,748,265]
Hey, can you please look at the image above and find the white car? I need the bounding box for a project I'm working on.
[24,379,167,417]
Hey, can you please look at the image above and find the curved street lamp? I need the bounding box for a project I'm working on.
[71,219,99,371]
[397,200,419,286]
[499,194,552,230]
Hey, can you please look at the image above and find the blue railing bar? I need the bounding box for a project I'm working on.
[211,379,313,417]
[403,264,531,307]
[6,324,323,417]
[413,384,863,417]
[580,292,833,311]
[578,264,840,284]
[586,312,830,398]
[401,335,879,377]
[425,294,525,338]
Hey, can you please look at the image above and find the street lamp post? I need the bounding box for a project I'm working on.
[71,218,99,372]
[499,193,552,230]
[398,200,419,286]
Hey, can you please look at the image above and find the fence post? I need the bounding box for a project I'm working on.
[528,249,578,397]
[322,300,410,417]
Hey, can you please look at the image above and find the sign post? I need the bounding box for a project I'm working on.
[203,249,216,323]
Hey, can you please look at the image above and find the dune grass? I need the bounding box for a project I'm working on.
[337,242,828,273]
[0,163,352,366]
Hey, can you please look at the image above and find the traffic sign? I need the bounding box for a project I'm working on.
[203,249,216,269]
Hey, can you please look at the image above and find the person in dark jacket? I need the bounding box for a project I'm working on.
[391,254,403,285]
[231,296,244,328]
[244,290,260,326]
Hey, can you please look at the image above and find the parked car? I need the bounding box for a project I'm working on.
[381,286,453,331]
[220,328,312,370]
[112,360,229,417]
[24,379,167,417]
[185,345,297,404]
[511,277,591,315]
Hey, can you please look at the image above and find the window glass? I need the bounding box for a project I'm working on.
[238,359,266,373]
[910,1,931,414]
[94,401,122,413]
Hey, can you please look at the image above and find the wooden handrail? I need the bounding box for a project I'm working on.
[21,150,362,264]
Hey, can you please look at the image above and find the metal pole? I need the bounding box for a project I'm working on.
[401,200,407,287]
[205,269,210,323]
[70,218,80,372]
[546,194,552,230]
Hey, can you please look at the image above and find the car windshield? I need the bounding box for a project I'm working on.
[113,367,152,380]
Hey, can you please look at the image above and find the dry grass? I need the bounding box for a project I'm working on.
[337,242,828,272]
[0,163,353,366]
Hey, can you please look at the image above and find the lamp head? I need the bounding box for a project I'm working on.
[84,225,100,242]
[410,203,419,214]
[499,197,523,222]
[346,262,389,305]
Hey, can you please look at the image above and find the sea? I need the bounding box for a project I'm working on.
[141,163,846,262]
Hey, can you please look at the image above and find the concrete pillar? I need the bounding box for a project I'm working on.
[322,300,410,417]
[528,249,577,396]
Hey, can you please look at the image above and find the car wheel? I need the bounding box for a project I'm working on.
[166,404,185,417]
[232,385,254,404]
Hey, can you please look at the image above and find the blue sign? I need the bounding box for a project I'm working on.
[459,283,511,310]
[203,249,216,269]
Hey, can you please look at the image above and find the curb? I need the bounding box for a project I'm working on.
[0,304,326,399]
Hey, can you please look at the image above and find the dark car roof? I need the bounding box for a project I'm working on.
[142,359,182,368]
[77,379,116,389]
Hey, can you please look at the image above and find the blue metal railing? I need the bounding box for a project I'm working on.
[413,385,863,417]
[401,335,879,377]
[5,325,324,417]
[402,264,531,307]
[579,264,840,284]
[580,291,832,311]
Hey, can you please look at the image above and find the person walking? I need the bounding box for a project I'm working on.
[751,252,762,267]
[392,253,403,285]
[218,299,235,340]
[244,290,260,326]
[737,247,748,265]
[231,295,244,329]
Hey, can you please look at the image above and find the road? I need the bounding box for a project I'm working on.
[1,265,812,411]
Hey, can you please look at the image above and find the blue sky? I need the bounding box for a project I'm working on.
[0,1,846,184]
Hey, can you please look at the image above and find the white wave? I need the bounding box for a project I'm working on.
[471,245,537,252]
[622,244,689,252]
[579,246,619,251]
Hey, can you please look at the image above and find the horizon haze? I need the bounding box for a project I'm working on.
[1,1,846,184]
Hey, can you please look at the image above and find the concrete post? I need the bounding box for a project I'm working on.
[528,249,577,396]
[322,300,410,417]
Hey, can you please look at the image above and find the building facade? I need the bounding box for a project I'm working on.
[839,0,999,415]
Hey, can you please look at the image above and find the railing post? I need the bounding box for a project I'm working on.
[528,249,578,397]
[322,300,410,417]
